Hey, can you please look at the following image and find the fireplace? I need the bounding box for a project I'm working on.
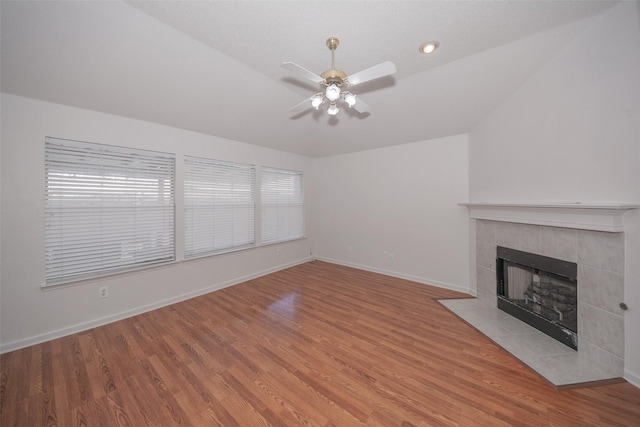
[496,246,578,350]
[464,209,630,382]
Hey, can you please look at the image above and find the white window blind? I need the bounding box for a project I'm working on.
[261,167,305,244]
[44,137,175,285]
[184,156,255,258]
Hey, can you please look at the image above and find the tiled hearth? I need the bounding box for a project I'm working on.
[440,297,621,387]
[445,206,632,387]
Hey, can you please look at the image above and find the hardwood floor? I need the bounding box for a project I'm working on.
[2,261,640,426]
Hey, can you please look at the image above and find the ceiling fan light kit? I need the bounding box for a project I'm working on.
[282,37,397,116]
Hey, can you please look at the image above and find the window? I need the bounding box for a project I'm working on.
[184,156,256,258]
[261,167,305,244]
[44,137,175,285]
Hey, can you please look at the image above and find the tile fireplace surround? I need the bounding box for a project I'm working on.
[444,203,638,387]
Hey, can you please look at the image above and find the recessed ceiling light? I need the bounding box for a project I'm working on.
[419,41,439,54]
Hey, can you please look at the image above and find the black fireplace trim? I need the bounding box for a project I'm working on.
[497,297,578,350]
[496,246,578,351]
[496,246,577,281]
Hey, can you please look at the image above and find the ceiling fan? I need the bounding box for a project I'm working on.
[282,37,396,116]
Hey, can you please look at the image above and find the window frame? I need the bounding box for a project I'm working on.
[260,167,305,245]
[183,156,256,259]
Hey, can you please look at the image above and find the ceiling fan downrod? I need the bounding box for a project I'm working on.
[321,37,347,82]
[327,37,339,69]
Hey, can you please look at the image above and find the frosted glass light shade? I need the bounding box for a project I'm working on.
[325,84,341,101]
[327,103,339,115]
[344,93,356,107]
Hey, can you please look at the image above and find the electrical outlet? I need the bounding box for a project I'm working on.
[276,248,282,256]
[383,251,389,259]
[99,286,108,299]
[389,252,395,260]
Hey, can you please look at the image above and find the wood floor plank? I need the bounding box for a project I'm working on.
[2,260,640,426]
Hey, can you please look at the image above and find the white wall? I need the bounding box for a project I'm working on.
[1,92,471,353]
[0,93,314,352]
[469,2,640,385]
[313,135,470,293]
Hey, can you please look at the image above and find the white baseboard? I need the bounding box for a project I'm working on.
[314,256,472,295]
[625,368,640,389]
[0,258,311,354]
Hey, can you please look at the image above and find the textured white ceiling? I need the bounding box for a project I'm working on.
[1,1,617,157]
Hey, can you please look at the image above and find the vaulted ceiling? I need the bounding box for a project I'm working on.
[1,1,617,157]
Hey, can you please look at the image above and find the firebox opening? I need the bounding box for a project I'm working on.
[496,246,578,350]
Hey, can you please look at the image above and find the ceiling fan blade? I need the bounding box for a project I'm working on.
[289,95,317,113]
[351,96,370,114]
[346,61,396,86]
[281,62,324,84]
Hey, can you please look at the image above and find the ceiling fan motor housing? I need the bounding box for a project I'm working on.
[320,70,347,85]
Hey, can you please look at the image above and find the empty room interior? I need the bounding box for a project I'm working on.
[2,1,640,425]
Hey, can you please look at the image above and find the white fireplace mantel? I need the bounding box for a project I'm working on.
[459,202,639,232]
